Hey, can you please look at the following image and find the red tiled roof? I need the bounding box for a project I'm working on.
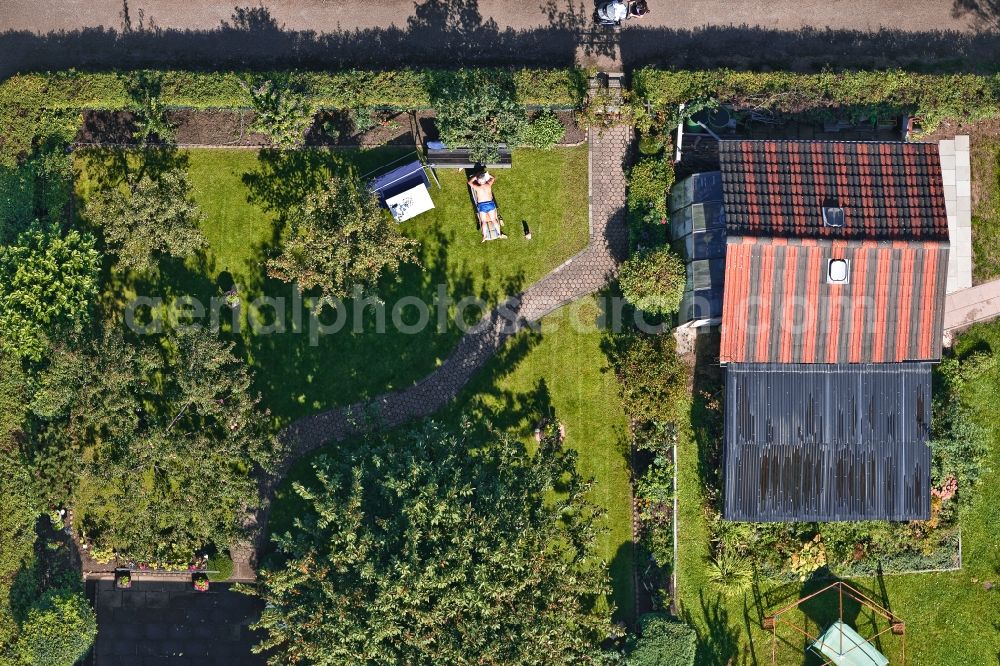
[720,140,949,241]
[720,237,949,364]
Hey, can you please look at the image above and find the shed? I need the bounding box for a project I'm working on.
[724,363,932,522]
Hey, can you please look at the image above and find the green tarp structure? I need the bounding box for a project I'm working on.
[809,621,890,666]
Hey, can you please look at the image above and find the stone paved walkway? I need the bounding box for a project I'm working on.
[943,276,1000,339]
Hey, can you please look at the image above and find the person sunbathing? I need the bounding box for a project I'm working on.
[468,172,507,241]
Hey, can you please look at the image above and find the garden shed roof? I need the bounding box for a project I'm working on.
[720,236,949,364]
[719,140,949,242]
[723,362,932,522]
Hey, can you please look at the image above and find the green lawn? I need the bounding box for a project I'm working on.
[675,334,1000,665]
[75,146,589,424]
[269,297,636,622]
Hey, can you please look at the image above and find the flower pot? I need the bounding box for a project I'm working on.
[115,568,132,590]
[192,573,209,592]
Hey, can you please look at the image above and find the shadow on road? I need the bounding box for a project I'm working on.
[4,1,1000,79]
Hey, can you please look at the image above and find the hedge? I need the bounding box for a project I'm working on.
[0,68,587,166]
[633,68,1000,131]
[0,68,585,111]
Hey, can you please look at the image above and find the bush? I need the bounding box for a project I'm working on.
[619,246,686,317]
[16,588,97,666]
[626,614,697,666]
[517,111,566,149]
[932,355,992,497]
[349,106,379,133]
[705,548,754,598]
[606,331,688,424]
[638,133,665,156]
[628,158,674,222]
[207,553,234,582]
[242,75,314,148]
[125,71,175,144]
[0,225,101,362]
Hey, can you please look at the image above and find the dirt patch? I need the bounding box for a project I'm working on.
[170,108,271,146]
[73,108,587,149]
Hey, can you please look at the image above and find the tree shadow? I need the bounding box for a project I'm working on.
[953,0,1000,30]
[0,1,586,78]
[619,24,1000,72]
[681,588,741,666]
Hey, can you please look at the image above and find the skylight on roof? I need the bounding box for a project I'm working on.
[823,205,845,228]
[828,259,850,284]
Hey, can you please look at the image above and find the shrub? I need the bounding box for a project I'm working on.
[705,548,754,598]
[638,133,665,156]
[16,588,97,666]
[628,157,674,222]
[517,111,566,149]
[619,246,686,317]
[931,354,992,497]
[626,613,697,666]
[349,106,380,134]
[125,71,175,144]
[605,331,688,424]
[242,76,314,148]
[207,553,234,582]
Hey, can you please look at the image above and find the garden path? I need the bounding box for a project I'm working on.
[943,276,1000,341]
[229,123,631,578]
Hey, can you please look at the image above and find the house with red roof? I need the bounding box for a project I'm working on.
[672,139,950,522]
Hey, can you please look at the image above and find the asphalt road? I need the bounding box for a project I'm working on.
[1,0,998,75]
[0,0,988,33]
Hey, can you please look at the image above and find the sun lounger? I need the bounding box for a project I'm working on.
[469,182,507,242]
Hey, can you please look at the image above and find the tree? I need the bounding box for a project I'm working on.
[242,76,314,148]
[431,70,528,164]
[0,225,100,362]
[0,353,28,443]
[267,176,419,299]
[625,614,697,666]
[60,327,278,563]
[86,167,206,273]
[619,246,686,318]
[15,588,97,666]
[251,421,619,665]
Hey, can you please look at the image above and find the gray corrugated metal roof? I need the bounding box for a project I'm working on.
[724,363,932,522]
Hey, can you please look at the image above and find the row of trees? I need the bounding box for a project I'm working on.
[0,151,98,664]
